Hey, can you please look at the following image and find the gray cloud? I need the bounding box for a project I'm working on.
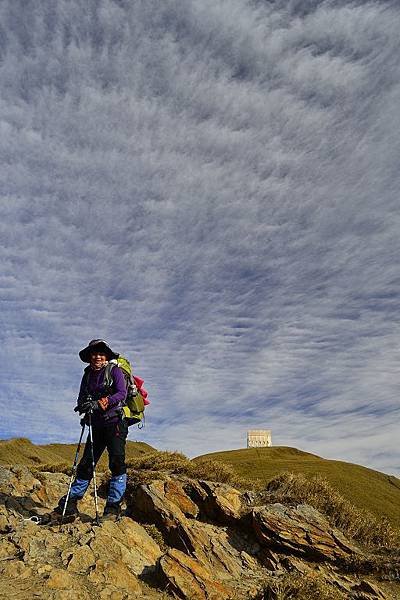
[1,0,399,474]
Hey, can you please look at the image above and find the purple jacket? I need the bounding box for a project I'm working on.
[78,364,127,426]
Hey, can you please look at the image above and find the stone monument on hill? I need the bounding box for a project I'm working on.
[247,430,272,448]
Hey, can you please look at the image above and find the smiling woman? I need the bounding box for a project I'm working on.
[0,0,400,476]
[53,339,128,523]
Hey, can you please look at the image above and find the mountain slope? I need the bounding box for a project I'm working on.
[194,446,400,525]
[0,437,154,470]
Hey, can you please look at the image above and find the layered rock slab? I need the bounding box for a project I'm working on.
[253,503,359,561]
[158,548,234,600]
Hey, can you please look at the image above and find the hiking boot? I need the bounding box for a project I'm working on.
[101,503,121,522]
[53,496,79,520]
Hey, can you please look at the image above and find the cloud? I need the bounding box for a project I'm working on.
[0,0,400,475]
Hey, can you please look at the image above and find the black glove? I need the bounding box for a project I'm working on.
[74,396,99,415]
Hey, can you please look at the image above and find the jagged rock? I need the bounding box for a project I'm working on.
[0,466,13,489]
[184,479,243,524]
[196,481,243,524]
[183,479,209,505]
[129,481,197,553]
[164,479,199,518]
[88,558,142,594]
[90,517,162,576]
[158,548,235,600]
[130,480,183,524]
[182,520,249,577]
[253,503,360,561]
[352,579,387,598]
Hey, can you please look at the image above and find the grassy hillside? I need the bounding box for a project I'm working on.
[0,437,154,470]
[194,446,400,526]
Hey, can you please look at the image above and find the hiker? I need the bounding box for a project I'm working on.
[55,339,128,521]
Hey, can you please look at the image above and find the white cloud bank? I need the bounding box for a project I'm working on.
[0,0,400,475]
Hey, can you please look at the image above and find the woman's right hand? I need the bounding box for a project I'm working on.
[98,397,109,411]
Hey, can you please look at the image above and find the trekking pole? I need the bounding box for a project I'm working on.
[60,420,86,528]
[87,409,100,525]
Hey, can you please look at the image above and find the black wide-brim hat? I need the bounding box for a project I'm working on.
[79,339,119,363]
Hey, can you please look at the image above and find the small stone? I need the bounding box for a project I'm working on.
[38,563,53,575]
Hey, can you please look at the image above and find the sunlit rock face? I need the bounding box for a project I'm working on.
[0,466,396,599]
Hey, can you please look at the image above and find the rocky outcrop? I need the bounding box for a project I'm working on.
[0,466,397,599]
[253,503,359,561]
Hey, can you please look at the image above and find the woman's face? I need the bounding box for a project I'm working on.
[89,351,108,370]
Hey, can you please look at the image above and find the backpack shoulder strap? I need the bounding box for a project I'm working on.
[104,362,115,390]
[82,365,91,394]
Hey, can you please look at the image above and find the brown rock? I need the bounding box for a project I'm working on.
[10,522,71,562]
[198,481,242,523]
[0,559,32,579]
[253,503,360,562]
[46,567,92,599]
[0,537,20,560]
[128,480,259,587]
[46,567,78,589]
[99,588,128,600]
[183,480,209,505]
[62,544,96,573]
[179,520,250,578]
[90,517,162,576]
[37,563,54,575]
[352,579,387,598]
[130,482,196,553]
[30,471,70,509]
[164,479,199,518]
[158,548,234,600]
[88,558,142,594]
[0,514,10,533]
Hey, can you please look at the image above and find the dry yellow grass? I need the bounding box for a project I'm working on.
[257,572,347,600]
[126,450,254,488]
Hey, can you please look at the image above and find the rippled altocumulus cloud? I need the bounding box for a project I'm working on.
[0,0,399,474]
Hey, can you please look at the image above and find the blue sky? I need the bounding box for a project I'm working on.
[1,0,400,475]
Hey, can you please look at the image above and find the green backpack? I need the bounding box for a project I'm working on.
[104,356,148,427]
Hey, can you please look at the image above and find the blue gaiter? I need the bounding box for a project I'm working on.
[70,478,90,499]
[107,474,127,505]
